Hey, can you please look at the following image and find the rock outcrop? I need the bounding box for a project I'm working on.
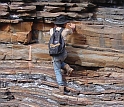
[0,1,124,107]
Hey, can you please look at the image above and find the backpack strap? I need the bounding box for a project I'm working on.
[53,27,56,33]
[53,27,64,41]
[57,28,64,42]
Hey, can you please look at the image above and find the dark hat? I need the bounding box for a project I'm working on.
[54,15,69,25]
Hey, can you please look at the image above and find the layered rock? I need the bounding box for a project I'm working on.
[0,1,124,107]
[0,43,123,69]
[0,0,123,71]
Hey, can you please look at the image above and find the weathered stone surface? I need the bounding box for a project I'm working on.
[0,12,9,17]
[66,46,124,68]
[43,6,64,12]
[73,22,124,51]
[37,11,89,19]
[0,1,96,23]
[0,43,123,69]
[0,61,123,106]
[33,22,54,31]
[0,22,33,43]
[9,5,36,12]
[0,19,22,23]
[68,6,86,12]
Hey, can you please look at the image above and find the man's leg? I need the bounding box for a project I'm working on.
[53,60,64,86]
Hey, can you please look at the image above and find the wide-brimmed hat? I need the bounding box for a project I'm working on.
[54,15,69,25]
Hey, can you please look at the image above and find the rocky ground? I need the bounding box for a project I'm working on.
[0,58,124,107]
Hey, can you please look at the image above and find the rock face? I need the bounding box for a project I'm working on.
[0,1,124,107]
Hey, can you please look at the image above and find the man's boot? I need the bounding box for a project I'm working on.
[64,64,74,76]
[59,86,65,95]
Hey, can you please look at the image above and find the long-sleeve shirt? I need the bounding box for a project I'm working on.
[50,27,73,43]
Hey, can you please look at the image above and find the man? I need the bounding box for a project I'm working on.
[49,15,75,94]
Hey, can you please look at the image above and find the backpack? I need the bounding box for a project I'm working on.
[48,27,65,56]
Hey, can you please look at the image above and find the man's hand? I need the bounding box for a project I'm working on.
[68,23,76,29]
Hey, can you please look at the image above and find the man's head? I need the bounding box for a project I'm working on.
[54,15,69,26]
